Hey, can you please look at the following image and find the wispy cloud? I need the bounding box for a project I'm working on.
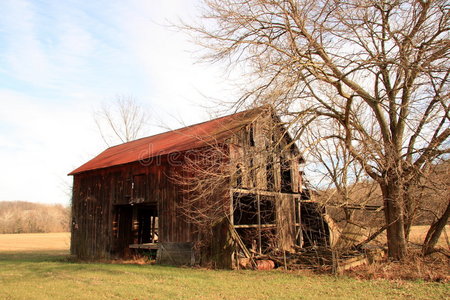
[0,0,237,204]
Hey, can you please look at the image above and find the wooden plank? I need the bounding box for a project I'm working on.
[231,188,300,197]
[227,220,256,268]
[234,224,276,229]
[276,194,296,251]
[256,194,262,254]
[129,243,159,250]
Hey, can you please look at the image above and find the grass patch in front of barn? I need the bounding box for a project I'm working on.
[0,232,449,299]
[0,250,448,299]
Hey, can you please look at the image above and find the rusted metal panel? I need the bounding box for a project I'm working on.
[69,108,266,175]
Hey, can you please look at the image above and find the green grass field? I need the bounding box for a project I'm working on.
[0,233,448,300]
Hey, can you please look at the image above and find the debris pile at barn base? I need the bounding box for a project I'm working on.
[233,215,386,273]
[238,246,385,273]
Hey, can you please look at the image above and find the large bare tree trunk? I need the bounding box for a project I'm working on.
[423,199,450,256]
[382,180,407,260]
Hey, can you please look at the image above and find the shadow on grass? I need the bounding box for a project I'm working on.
[0,250,182,273]
[0,250,165,278]
[0,250,70,263]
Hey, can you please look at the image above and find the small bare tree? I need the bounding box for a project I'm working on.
[172,145,231,258]
[186,0,450,260]
[94,95,150,146]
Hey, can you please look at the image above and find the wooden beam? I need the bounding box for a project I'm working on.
[257,194,262,255]
[129,243,159,250]
[231,188,300,197]
[227,220,256,268]
[234,224,276,229]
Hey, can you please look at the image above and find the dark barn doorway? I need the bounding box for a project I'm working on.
[113,204,159,257]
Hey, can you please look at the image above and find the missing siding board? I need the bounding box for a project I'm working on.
[281,158,292,193]
[249,124,255,146]
[234,194,258,225]
[233,194,276,226]
[301,202,330,248]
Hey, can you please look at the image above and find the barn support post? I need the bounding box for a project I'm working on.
[256,194,262,254]
[229,189,236,268]
[297,197,303,247]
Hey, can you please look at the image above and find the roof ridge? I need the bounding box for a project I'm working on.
[105,107,257,150]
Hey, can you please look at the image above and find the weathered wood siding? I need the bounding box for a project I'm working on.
[227,112,303,258]
[71,156,193,259]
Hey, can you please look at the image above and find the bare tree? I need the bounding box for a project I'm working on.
[173,146,231,260]
[94,95,150,146]
[186,0,450,259]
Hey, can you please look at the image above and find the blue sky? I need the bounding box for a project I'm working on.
[0,0,236,205]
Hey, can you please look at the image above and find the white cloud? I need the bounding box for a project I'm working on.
[0,0,241,205]
[0,89,105,205]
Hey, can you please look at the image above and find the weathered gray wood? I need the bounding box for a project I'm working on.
[129,243,159,250]
[157,242,194,265]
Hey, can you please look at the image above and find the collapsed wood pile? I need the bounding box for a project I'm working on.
[247,246,383,273]
[233,218,385,273]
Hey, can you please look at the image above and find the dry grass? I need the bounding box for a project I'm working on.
[343,226,450,282]
[367,225,450,249]
[346,249,450,282]
[0,232,70,252]
[408,225,450,247]
[0,233,448,299]
[1,250,448,299]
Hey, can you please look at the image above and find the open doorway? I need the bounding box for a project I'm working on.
[136,205,158,244]
[113,203,159,257]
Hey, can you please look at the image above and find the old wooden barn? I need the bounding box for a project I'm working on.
[69,106,330,268]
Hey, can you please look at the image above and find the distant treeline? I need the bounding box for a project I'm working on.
[0,201,70,234]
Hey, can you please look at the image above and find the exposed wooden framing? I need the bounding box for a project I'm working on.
[231,188,297,197]
[228,220,256,268]
[296,198,303,247]
[327,204,383,211]
[234,224,276,229]
[132,205,139,244]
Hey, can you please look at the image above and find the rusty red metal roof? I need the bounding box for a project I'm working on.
[69,107,265,175]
